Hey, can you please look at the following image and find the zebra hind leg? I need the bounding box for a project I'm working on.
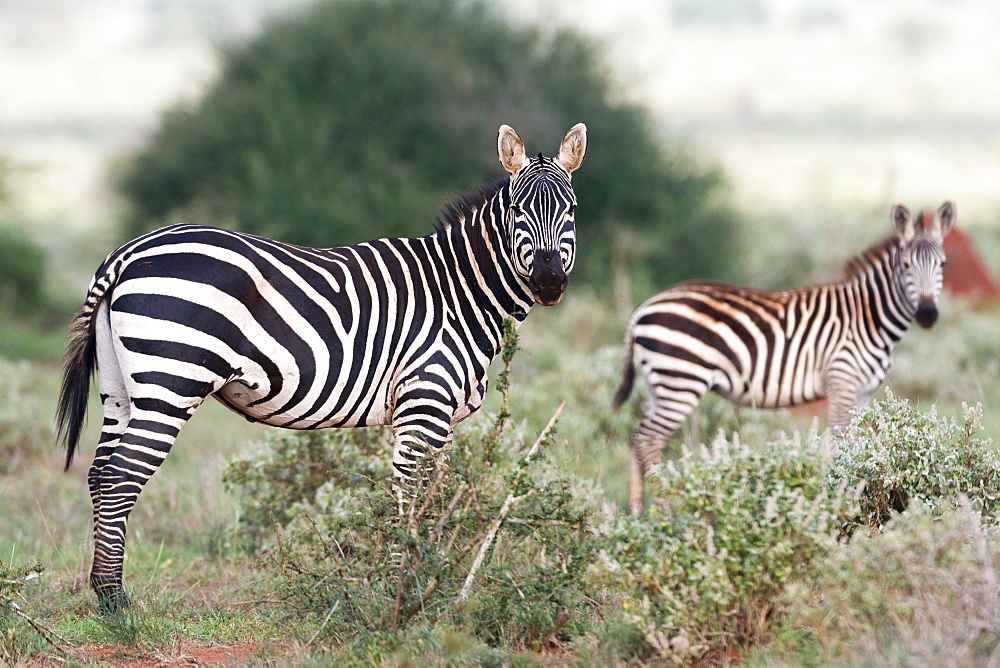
[89,390,207,614]
[627,375,709,516]
[88,396,131,614]
[627,421,674,517]
[89,319,134,614]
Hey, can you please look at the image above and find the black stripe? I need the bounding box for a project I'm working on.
[131,397,193,421]
[112,294,284,406]
[118,337,237,380]
[130,371,215,398]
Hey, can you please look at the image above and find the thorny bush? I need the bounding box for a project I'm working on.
[830,389,1000,530]
[1,560,44,663]
[599,430,855,663]
[786,500,1000,665]
[223,320,605,653]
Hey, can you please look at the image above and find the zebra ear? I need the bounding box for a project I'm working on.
[498,125,528,174]
[890,204,912,237]
[936,200,956,237]
[556,123,587,174]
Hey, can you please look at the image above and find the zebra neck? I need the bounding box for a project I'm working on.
[434,198,534,328]
[843,241,914,343]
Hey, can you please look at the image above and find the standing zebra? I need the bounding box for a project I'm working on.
[56,123,587,611]
[613,201,955,515]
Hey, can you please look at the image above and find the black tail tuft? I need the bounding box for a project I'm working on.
[611,347,636,412]
[56,306,99,471]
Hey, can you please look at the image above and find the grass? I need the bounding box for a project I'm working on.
[2,256,999,663]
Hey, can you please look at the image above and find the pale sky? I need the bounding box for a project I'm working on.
[2,0,998,229]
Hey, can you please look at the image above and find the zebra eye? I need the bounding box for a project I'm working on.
[567,204,577,215]
[510,204,522,216]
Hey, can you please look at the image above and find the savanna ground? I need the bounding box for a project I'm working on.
[3,241,1000,666]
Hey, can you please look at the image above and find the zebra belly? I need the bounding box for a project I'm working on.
[214,372,392,429]
[715,362,826,409]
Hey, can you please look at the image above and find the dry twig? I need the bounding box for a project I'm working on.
[455,400,566,607]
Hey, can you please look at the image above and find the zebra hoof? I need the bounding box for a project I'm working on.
[94,584,130,616]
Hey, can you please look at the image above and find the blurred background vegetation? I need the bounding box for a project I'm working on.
[3,0,999,361]
[115,0,737,296]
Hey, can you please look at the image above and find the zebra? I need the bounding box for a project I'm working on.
[56,123,587,612]
[612,201,955,516]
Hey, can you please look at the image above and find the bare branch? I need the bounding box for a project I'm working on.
[455,400,565,607]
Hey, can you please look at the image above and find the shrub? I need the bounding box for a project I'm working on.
[787,501,1000,665]
[117,0,739,292]
[0,222,45,312]
[223,426,391,550]
[223,321,606,653]
[600,430,853,663]
[0,560,45,663]
[830,390,1000,530]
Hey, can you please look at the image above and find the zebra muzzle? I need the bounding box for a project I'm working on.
[529,250,568,306]
[915,298,938,328]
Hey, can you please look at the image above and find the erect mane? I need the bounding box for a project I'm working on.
[841,235,902,280]
[433,176,510,234]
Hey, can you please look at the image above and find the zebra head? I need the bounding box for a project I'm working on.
[498,123,587,306]
[891,200,956,328]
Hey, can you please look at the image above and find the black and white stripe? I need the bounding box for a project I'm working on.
[612,201,955,515]
[56,123,587,611]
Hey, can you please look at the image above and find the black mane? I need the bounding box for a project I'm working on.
[841,235,901,280]
[433,176,509,234]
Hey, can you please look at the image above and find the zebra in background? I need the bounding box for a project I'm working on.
[613,201,955,515]
[56,123,587,612]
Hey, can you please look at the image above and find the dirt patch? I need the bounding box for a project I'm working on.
[74,642,266,666]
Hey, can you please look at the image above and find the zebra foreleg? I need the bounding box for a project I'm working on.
[824,372,863,432]
[389,425,454,515]
[389,377,459,515]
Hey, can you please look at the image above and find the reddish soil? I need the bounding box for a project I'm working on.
[74,642,264,666]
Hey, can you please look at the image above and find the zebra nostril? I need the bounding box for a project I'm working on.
[915,299,938,328]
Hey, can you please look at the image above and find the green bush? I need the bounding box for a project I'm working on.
[785,502,1000,665]
[600,431,853,663]
[223,426,391,550]
[0,560,45,663]
[117,0,738,291]
[223,322,605,652]
[0,359,50,474]
[830,390,1000,529]
[0,222,45,312]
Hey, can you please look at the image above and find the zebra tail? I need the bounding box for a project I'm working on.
[56,296,102,471]
[611,327,636,411]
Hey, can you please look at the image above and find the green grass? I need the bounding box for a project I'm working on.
[2,286,999,664]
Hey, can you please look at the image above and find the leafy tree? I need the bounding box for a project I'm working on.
[0,159,45,312]
[118,0,737,290]
[0,223,44,311]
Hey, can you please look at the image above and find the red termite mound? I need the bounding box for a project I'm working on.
[942,226,1000,302]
